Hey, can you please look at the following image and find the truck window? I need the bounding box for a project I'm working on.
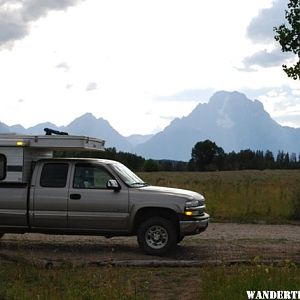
[0,154,6,180]
[73,164,113,189]
[40,163,69,188]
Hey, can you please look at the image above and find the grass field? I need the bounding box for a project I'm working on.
[2,170,300,299]
[139,170,300,223]
[1,261,299,300]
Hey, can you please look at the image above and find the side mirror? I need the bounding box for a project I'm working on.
[106,179,121,192]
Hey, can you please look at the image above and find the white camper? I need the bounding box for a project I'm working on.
[0,129,105,183]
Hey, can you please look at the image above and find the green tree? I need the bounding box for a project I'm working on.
[190,140,225,171]
[143,159,160,172]
[274,0,300,80]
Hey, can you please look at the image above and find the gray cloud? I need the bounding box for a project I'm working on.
[239,0,291,71]
[242,47,293,70]
[0,0,84,48]
[86,82,98,91]
[0,10,27,47]
[56,62,71,72]
[22,0,83,21]
[247,0,287,43]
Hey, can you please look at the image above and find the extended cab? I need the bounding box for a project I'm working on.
[0,132,209,255]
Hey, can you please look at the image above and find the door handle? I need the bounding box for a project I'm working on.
[70,194,81,200]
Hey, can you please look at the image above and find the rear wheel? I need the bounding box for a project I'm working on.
[137,217,177,256]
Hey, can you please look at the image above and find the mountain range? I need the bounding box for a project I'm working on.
[1,91,300,161]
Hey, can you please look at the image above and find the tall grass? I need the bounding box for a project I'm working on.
[0,262,149,300]
[139,170,300,223]
[0,261,299,300]
[202,261,300,300]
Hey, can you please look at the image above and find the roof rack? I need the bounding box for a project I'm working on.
[44,128,68,136]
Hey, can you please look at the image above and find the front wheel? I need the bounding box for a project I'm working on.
[137,217,177,256]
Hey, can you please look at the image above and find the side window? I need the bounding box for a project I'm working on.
[0,154,6,180]
[40,163,69,188]
[73,164,113,189]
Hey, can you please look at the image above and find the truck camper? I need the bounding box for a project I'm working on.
[0,129,209,255]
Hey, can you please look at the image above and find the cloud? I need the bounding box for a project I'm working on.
[22,0,84,21]
[240,0,291,71]
[56,62,70,72]
[246,0,287,43]
[156,88,215,102]
[0,0,84,49]
[159,115,177,121]
[241,47,293,70]
[0,10,27,48]
[257,86,300,127]
[86,82,98,91]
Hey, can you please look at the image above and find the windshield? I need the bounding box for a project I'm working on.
[111,162,147,187]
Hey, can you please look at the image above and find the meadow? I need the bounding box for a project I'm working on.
[139,170,300,223]
[2,170,300,299]
[1,260,300,300]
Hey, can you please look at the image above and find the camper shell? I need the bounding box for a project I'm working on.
[0,132,105,183]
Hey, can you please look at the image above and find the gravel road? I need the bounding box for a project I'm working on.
[1,223,300,266]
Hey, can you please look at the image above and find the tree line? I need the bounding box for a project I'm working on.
[55,139,300,172]
[189,140,300,171]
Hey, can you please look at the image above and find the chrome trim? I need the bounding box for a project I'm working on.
[185,204,206,211]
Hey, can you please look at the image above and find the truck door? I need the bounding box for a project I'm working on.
[68,163,129,231]
[31,162,70,228]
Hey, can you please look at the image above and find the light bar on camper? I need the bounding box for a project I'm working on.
[0,135,105,151]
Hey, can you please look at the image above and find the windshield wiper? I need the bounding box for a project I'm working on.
[130,182,148,187]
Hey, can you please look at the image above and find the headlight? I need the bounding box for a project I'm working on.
[185,199,201,208]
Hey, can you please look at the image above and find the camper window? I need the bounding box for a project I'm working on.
[0,154,6,180]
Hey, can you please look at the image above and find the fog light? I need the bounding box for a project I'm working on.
[185,211,193,216]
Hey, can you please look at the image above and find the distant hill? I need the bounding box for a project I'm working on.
[60,113,132,151]
[2,91,300,160]
[135,91,300,160]
[0,113,131,151]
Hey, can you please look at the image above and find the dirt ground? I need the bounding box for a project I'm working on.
[1,223,300,266]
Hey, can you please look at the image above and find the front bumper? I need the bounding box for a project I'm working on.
[179,212,210,236]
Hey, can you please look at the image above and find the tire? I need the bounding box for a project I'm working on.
[0,233,4,239]
[177,236,184,244]
[137,217,177,256]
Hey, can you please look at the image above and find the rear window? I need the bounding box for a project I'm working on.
[0,154,6,180]
[40,163,69,188]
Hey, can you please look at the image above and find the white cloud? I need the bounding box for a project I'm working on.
[0,0,298,135]
[0,0,84,48]
[258,86,300,127]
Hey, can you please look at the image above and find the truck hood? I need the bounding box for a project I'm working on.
[139,185,204,201]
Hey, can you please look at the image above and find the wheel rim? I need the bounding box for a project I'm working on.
[145,225,169,249]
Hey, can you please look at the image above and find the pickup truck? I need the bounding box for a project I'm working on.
[0,134,209,255]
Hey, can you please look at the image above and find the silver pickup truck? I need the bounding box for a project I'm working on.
[0,133,209,255]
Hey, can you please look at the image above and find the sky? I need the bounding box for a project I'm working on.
[0,0,299,136]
